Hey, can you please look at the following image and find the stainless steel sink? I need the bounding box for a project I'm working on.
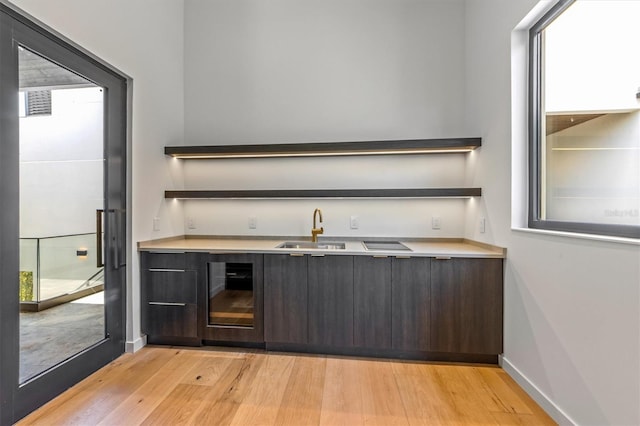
[277,241,346,250]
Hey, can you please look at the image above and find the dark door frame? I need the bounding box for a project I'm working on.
[0,4,129,424]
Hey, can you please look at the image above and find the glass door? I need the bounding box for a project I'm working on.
[209,261,255,328]
[204,254,264,343]
[0,7,127,423]
[18,47,107,383]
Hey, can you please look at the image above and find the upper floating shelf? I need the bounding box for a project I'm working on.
[165,188,482,199]
[165,138,481,159]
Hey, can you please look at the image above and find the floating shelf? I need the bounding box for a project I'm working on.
[165,188,482,199]
[551,147,640,151]
[165,137,481,159]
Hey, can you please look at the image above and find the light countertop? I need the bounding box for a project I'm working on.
[138,236,505,259]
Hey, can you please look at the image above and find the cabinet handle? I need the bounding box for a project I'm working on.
[289,253,305,257]
[148,268,186,272]
[148,302,187,307]
[372,255,388,258]
[310,254,325,257]
[434,256,452,260]
[395,256,412,259]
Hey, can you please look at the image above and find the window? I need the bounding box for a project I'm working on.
[529,0,640,239]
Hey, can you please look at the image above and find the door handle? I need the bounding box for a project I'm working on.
[96,209,104,268]
[97,208,126,270]
[109,208,126,270]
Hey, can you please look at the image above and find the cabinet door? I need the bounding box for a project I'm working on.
[141,252,198,339]
[264,254,308,344]
[430,258,503,354]
[308,255,354,348]
[146,303,198,338]
[391,257,431,351]
[146,270,197,304]
[145,252,186,270]
[354,256,391,349]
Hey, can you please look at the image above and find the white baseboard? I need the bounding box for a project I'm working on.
[500,355,576,425]
[125,335,147,353]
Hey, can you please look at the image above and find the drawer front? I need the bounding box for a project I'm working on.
[146,270,197,304]
[145,252,186,270]
[146,303,198,338]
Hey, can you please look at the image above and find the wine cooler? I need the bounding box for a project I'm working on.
[204,253,263,343]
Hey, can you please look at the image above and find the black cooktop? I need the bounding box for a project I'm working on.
[362,241,411,251]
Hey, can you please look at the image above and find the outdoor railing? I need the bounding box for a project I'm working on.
[19,233,104,306]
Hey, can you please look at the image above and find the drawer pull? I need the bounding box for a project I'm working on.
[373,255,388,259]
[395,256,412,259]
[435,256,452,260]
[289,253,305,257]
[148,268,185,272]
[148,302,187,307]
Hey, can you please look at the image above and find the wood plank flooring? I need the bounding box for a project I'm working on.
[18,346,556,426]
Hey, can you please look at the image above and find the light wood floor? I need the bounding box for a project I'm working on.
[18,346,556,425]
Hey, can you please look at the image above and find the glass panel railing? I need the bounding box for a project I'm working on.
[19,238,39,303]
[38,233,103,301]
[19,233,103,304]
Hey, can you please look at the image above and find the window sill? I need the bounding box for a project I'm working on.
[511,227,640,246]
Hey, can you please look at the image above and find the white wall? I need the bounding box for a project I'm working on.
[464,1,640,425]
[8,0,186,351]
[20,87,103,238]
[182,0,471,239]
[181,154,469,238]
[184,0,466,145]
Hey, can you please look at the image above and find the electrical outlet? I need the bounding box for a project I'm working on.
[479,217,486,233]
[350,215,359,229]
[431,216,441,230]
[187,217,196,230]
[248,216,257,229]
[153,217,160,231]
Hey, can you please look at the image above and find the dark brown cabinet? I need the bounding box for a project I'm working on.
[264,254,354,349]
[354,256,392,349]
[308,255,354,348]
[430,258,503,355]
[391,256,431,351]
[140,248,504,362]
[264,254,308,344]
[141,252,199,345]
[353,256,432,353]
